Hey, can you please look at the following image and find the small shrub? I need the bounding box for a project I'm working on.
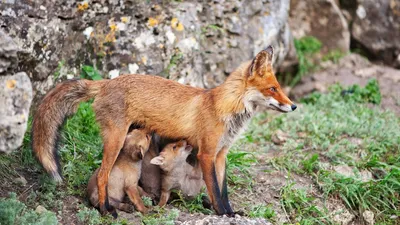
[0,193,58,225]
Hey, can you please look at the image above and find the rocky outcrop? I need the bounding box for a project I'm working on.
[0,30,32,153]
[178,215,272,225]
[0,0,293,106]
[289,0,350,54]
[351,0,400,68]
[291,53,400,115]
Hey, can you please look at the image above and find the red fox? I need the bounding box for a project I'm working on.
[87,129,151,215]
[150,140,205,207]
[32,46,296,216]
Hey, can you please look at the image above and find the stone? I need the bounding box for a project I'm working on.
[351,0,400,68]
[0,30,18,75]
[180,215,272,225]
[289,0,350,54]
[35,205,47,214]
[363,210,374,225]
[0,72,33,153]
[15,176,28,186]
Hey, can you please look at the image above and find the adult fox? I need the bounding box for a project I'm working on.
[32,46,296,216]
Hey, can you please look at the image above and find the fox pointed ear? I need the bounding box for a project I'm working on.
[249,46,274,77]
[150,156,165,165]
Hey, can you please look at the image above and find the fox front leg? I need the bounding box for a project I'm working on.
[197,150,227,215]
[215,147,234,215]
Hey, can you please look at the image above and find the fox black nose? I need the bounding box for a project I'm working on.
[291,104,297,111]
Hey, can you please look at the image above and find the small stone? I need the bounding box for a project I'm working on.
[271,130,289,145]
[35,205,47,214]
[15,176,27,186]
[363,210,374,225]
[109,69,120,79]
[128,63,139,74]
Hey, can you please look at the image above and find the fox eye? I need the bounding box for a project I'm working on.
[269,87,277,92]
[173,145,176,150]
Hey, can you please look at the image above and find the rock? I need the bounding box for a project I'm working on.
[289,0,350,54]
[15,176,28,186]
[0,31,32,153]
[291,53,400,115]
[35,205,47,214]
[351,0,400,68]
[0,0,293,107]
[363,210,374,225]
[180,215,272,225]
[271,130,289,145]
[0,30,18,74]
[334,165,354,177]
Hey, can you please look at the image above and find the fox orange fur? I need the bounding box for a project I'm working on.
[32,46,296,216]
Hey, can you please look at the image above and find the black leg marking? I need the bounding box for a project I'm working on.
[221,163,234,216]
[211,164,227,215]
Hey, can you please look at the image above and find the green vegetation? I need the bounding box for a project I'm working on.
[170,191,213,214]
[141,208,179,225]
[249,204,276,220]
[0,193,58,225]
[245,80,399,224]
[81,65,103,80]
[290,36,322,87]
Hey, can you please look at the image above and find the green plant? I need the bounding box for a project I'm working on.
[322,50,347,64]
[249,204,275,219]
[302,154,319,174]
[81,65,103,80]
[0,193,58,225]
[77,206,102,225]
[170,191,212,214]
[141,208,179,225]
[290,36,322,87]
[227,145,257,188]
[280,183,329,224]
[340,79,381,104]
[59,101,103,195]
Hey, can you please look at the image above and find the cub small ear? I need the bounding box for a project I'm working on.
[249,45,274,77]
[150,156,165,165]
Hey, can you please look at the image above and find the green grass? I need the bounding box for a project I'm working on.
[248,204,276,220]
[244,80,399,224]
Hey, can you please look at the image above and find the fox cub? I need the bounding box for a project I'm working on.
[87,129,151,213]
[150,140,205,207]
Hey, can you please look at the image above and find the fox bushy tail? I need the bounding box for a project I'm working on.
[32,79,107,182]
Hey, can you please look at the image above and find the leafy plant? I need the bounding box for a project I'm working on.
[249,204,276,219]
[290,36,322,87]
[0,193,58,225]
[81,65,103,80]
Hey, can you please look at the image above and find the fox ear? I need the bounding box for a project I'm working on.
[150,156,164,165]
[249,46,274,77]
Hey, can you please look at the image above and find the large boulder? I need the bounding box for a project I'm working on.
[0,30,32,153]
[351,0,400,68]
[289,0,350,54]
[0,0,293,106]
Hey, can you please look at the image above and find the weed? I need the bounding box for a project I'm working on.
[77,205,102,225]
[53,60,65,80]
[322,50,347,63]
[0,193,58,225]
[170,191,212,214]
[162,51,184,78]
[340,79,381,104]
[302,154,320,174]
[141,208,179,225]
[248,204,276,219]
[60,101,103,195]
[280,183,330,224]
[227,144,257,188]
[290,36,322,87]
[81,65,103,80]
